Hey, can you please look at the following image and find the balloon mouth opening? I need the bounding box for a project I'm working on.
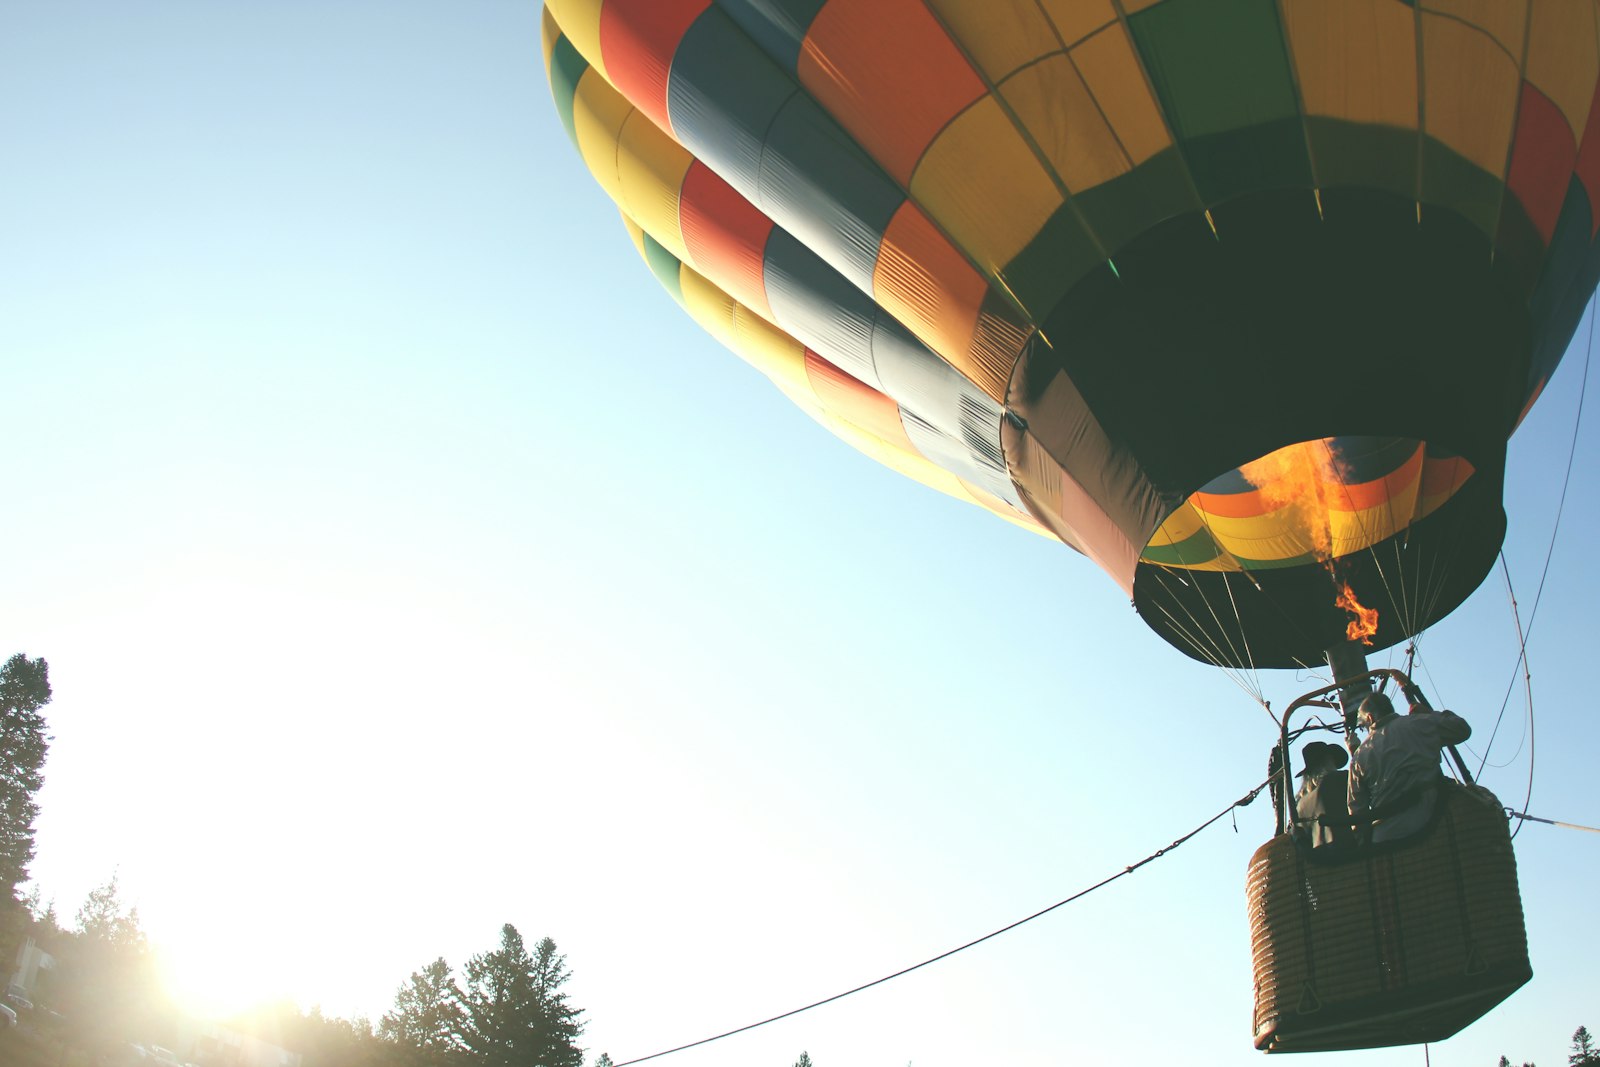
[1139,436,1477,574]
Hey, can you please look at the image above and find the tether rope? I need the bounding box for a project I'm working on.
[1476,295,1592,772]
[611,779,1270,1066]
[1504,809,1600,833]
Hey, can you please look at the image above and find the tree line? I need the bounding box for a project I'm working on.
[1499,1023,1600,1067]
[2,652,823,1067]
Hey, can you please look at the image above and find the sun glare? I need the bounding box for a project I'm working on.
[153,924,300,1021]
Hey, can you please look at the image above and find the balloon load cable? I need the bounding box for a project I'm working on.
[609,778,1270,1067]
[1473,293,1594,833]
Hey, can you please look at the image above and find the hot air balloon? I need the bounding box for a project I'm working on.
[541,0,1598,1052]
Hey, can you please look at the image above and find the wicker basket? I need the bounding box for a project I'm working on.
[1247,782,1530,1053]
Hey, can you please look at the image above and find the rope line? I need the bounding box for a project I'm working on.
[1505,809,1600,834]
[1146,568,1267,707]
[612,779,1270,1067]
[1476,295,1592,777]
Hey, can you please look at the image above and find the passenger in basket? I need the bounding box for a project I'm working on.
[1294,740,1350,848]
[1349,692,1472,844]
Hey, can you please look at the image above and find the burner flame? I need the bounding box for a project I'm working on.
[1336,581,1379,645]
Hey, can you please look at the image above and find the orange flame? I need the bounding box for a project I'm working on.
[1241,440,1381,643]
[1336,581,1379,645]
[1238,440,1346,562]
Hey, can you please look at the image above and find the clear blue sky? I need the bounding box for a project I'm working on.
[1,4,1596,1066]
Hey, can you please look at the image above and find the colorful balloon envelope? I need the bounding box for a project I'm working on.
[543,0,1600,670]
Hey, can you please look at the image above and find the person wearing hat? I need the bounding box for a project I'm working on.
[1349,691,1472,844]
[1294,740,1350,848]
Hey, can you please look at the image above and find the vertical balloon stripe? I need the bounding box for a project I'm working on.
[923,0,1059,79]
[1068,24,1173,169]
[679,162,777,319]
[560,0,1042,430]
[869,316,1006,474]
[796,0,987,187]
[1280,0,1417,130]
[821,412,1042,528]
[899,408,1021,508]
[1419,13,1521,191]
[1525,180,1600,394]
[1127,0,1310,202]
[803,350,916,451]
[973,293,1033,393]
[546,31,590,147]
[669,8,900,294]
[616,110,695,261]
[717,0,829,75]
[569,61,636,207]
[541,5,561,71]
[1507,83,1580,243]
[673,252,812,393]
[640,230,1035,529]
[638,229,687,301]
[545,25,1017,497]
[998,55,1132,192]
[667,11,798,206]
[873,203,995,399]
[544,0,609,82]
[1426,0,1527,60]
[596,0,709,134]
[1574,77,1600,236]
[756,94,902,291]
[762,228,883,389]
[1523,0,1599,142]
[1033,0,1119,46]
[909,97,1065,278]
[1128,0,1300,139]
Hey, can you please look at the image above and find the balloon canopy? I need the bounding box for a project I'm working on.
[543,0,1600,670]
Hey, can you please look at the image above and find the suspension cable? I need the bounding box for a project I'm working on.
[1474,295,1592,777]
[611,779,1270,1067]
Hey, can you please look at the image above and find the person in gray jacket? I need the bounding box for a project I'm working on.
[1349,692,1472,844]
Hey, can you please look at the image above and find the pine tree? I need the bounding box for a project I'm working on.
[1571,1025,1600,1067]
[379,957,467,1064]
[793,1053,814,1067]
[457,924,584,1067]
[63,874,160,1048]
[76,873,147,950]
[0,653,52,897]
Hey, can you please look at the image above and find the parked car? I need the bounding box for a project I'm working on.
[0,1001,17,1028]
[148,1046,184,1067]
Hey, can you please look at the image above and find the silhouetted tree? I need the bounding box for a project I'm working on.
[380,957,467,1064]
[1571,1025,1600,1067]
[280,1005,405,1067]
[75,873,147,950]
[592,1056,613,1067]
[457,924,584,1067]
[1500,1056,1536,1067]
[22,882,63,936]
[58,874,165,1056]
[793,1053,814,1067]
[0,652,52,898]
